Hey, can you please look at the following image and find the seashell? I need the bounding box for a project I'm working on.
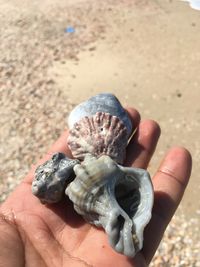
[67,112,128,164]
[67,93,133,137]
[32,153,79,204]
[32,93,153,258]
[65,155,153,257]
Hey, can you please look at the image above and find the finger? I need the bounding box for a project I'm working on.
[142,147,192,263]
[46,131,72,157]
[125,120,161,168]
[126,107,141,131]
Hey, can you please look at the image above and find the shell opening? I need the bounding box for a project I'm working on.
[115,176,141,219]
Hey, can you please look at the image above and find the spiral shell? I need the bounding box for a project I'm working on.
[32,153,79,203]
[67,112,129,164]
[65,155,153,257]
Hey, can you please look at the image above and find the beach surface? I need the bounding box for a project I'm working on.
[0,0,200,266]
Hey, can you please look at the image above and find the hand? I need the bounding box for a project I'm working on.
[0,107,192,267]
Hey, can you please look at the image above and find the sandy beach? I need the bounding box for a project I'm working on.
[0,0,200,265]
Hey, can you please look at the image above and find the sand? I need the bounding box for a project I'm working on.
[0,0,200,266]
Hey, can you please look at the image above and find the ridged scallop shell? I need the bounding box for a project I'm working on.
[32,153,79,203]
[65,155,153,257]
[67,112,129,164]
[67,93,133,138]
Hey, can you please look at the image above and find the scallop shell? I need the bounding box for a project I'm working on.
[67,112,129,164]
[65,155,153,257]
[32,153,79,204]
[67,93,133,137]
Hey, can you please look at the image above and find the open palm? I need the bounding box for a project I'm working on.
[0,108,192,267]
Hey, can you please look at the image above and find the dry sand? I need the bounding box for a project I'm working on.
[0,0,200,266]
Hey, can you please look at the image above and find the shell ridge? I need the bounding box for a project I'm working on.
[67,112,129,163]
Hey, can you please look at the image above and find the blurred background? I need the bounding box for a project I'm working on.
[0,0,199,266]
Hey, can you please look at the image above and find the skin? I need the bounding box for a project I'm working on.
[0,107,192,267]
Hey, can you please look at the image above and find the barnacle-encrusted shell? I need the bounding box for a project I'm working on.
[65,155,153,257]
[32,153,79,203]
[67,112,128,164]
[67,93,133,137]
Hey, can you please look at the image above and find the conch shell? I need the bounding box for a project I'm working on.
[65,155,153,257]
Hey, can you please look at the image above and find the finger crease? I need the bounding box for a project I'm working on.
[158,169,186,188]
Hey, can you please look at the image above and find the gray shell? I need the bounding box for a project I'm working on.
[32,153,79,203]
[67,112,128,164]
[67,93,133,137]
[65,155,153,257]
